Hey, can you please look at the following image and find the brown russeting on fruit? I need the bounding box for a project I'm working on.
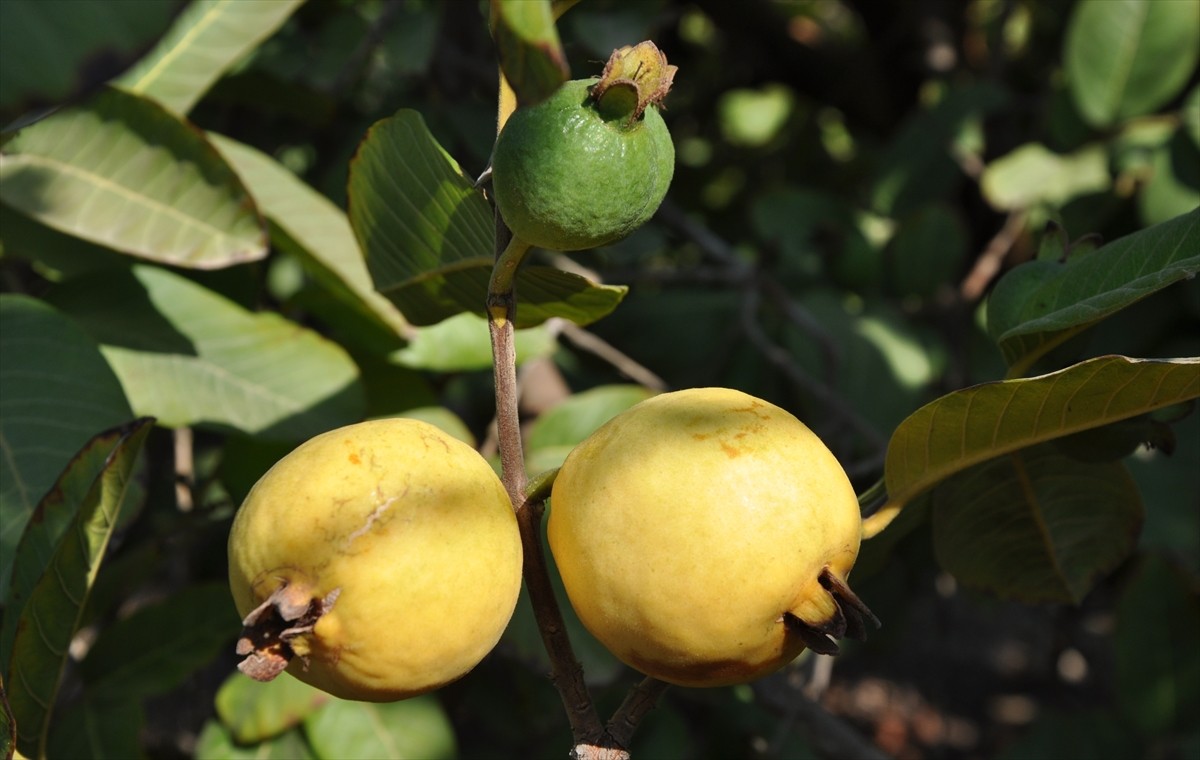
[235,584,341,682]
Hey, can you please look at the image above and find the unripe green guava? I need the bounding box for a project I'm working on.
[491,43,676,251]
[227,418,522,702]
[548,388,877,688]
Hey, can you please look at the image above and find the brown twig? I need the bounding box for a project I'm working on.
[556,321,669,391]
[959,210,1027,302]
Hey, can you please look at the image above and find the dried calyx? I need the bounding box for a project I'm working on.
[784,567,881,655]
[235,582,340,681]
[590,41,677,125]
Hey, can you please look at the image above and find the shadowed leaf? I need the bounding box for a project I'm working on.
[490,0,570,107]
[5,418,152,758]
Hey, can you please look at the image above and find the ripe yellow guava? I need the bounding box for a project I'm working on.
[548,388,877,688]
[227,418,522,702]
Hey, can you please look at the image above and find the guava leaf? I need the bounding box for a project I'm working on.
[45,697,143,760]
[5,417,152,759]
[208,132,410,340]
[525,385,656,474]
[490,0,570,107]
[988,208,1200,372]
[0,420,143,678]
[980,143,1111,211]
[0,675,12,760]
[303,697,456,760]
[0,87,267,269]
[80,583,238,699]
[931,445,1142,603]
[348,109,625,328]
[1064,0,1200,128]
[0,296,132,604]
[1114,554,1200,735]
[0,204,130,276]
[45,265,364,441]
[196,721,316,760]
[0,0,181,124]
[114,0,303,116]
[214,671,329,745]
[392,312,555,372]
[883,355,1200,515]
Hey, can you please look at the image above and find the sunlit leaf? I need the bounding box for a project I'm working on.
[6,418,152,759]
[525,384,655,473]
[349,109,625,327]
[115,0,303,116]
[884,355,1200,514]
[214,670,329,744]
[980,142,1111,211]
[0,296,132,603]
[490,0,570,107]
[393,312,555,372]
[0,0,181,123]
[303,697,456,760]
[987,208,1200,371]
[932,445,1142,603]
[197,720,317,760]
[45,265,364,441]
[1065,0,1200,128]
[208,132,410,339]
[0,88,267,268]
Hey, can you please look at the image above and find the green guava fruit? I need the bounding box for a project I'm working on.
[491,41,676,251]
[228,418,522,701]
[548,388,878,688]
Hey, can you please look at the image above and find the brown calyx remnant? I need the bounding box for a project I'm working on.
[236,583,341,681]
[784,567,880,655]
[590,41,677,125]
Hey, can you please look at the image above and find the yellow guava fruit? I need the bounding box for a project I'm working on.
[548,388,877,688]
[227,418,522,701]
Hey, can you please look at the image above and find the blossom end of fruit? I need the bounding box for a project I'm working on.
[592,40,676,123]
[235,583,341,682]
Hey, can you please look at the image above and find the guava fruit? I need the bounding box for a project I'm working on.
[228,418,522,702]
[490,41,676,251]
[548,388,877,688]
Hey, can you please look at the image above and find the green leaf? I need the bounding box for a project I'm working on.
[303,697,457,760]
[884,355,1200,513]
[215,670,329,744]
[525,384,655,473]
[988,208,1200,370]
[1065,0,1200,128]
[932,444,1142,603]
[348,109,626,328]
[5,417,152,759]
[197,720,317,760]
[1184,85,1200,149]
[46,265,365,441]
[489,0,570,107]
[45,697,143,760]
[980,142,1111,211]
[80,583,238,698]
[0,422,139,676]
[208,132,410,340]
[1139,130,1200,227]
[0,204,130,276]
[0,0,181,123]
[0,87,267,268]
[115,0,303,116]
[392,312,555,372]
[884,203,969,299]
[0,675,14,760]
[1114,554,1200,735]
[0,295,132,603]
